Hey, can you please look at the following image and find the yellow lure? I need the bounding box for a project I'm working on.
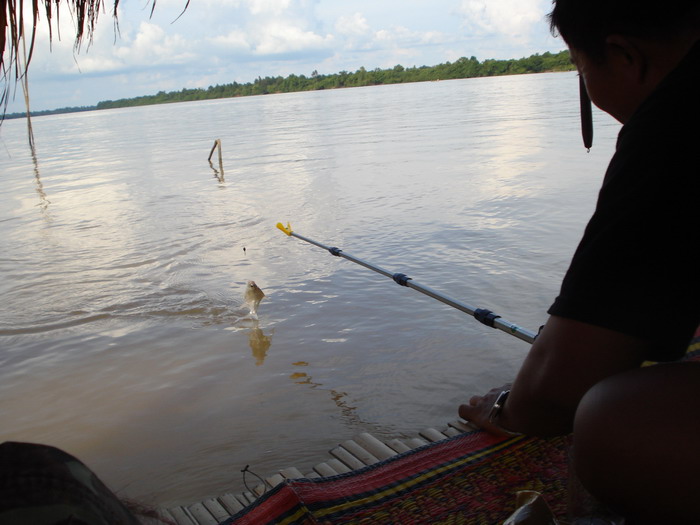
[276,222,293,236]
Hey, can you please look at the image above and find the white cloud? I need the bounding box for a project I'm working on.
[209,21,333,57]
[421,31,450,45]
[150,0,290,13]
[335,13,371,37]
[248,0,293,15]
[458,0,547,39]
[67,56,124,74]
[369,25,452,56]
[201,0,333,58]
[211,30,252,52]
[253,21,333,55]
[113,22,196,66]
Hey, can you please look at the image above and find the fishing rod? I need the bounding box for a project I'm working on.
[276,222,537,344]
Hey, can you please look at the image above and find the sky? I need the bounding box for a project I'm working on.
[6,0,566,113]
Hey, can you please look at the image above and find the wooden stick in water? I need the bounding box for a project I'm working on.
[208,139,219,161]
[208,139,225,180]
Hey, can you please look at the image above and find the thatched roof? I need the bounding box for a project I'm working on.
[1,0,186,110]
[2,0,115,106]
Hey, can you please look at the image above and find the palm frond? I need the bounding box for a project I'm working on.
[1,0,164,113]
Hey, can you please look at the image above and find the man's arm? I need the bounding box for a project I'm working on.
[459,315,651,436]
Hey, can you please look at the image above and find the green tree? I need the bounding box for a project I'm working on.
[7,50,576,119]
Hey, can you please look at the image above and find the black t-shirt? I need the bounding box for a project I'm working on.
[548,42,700,362]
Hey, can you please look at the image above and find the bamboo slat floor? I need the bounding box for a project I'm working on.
[160,420,478,525]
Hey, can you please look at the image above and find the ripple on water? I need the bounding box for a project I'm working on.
[0,73,621,505]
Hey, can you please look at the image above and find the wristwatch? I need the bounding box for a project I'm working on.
[488,390,510,424]
[488,390,523,436]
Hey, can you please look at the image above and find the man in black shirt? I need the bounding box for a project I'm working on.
[459,1,700,522]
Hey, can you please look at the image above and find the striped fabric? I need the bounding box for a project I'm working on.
[223,432,570,524]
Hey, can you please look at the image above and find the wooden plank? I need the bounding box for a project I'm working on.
[279,467,304,479]
[167,507,196,525]
[252,483,267,497]
[340,439,380,466]
[217,493,244,515]
[327,458,351,473]
[419,428,449,442]
[242,492,257,504]
[406,437,429,449]
[449,420,477,433]
[443,426,461,437]
[386,438,413,453]
[266,473,285,488]
[313,462,339,477]
[187,502,218,525]
[355,433,398,461]
[305,471,321,479]
[234,493,251,507]
[201,498,230,522]
[330,445,366,470]
[158,509,181,524]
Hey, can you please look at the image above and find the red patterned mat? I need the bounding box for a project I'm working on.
[223,432,570,524]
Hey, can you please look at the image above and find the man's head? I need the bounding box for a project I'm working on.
[549,0,700,123]
[549,1,700,62]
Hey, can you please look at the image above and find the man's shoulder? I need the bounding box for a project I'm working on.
[623,41,700,137]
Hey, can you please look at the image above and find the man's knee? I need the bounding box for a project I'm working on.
[570,371,633,493]
[571,362,700,523]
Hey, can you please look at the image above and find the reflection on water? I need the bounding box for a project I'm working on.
[31,152,51,215]
[209,163,224,183]
[248,324,273,365]
[290,361,365,428]
[0,72,622,507]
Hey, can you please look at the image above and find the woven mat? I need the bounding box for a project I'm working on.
[224,432,570,524]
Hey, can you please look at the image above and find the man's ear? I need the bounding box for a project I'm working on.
[605,34,648,84]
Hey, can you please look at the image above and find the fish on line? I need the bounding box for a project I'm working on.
[244,280,265,316]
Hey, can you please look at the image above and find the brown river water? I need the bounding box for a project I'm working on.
[0,72,620,507]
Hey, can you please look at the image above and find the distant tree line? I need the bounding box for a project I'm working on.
[6,50,573,118]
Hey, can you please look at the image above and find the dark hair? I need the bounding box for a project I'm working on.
[548,0,700,60]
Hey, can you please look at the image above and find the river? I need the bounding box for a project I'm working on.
[0,72,620,507]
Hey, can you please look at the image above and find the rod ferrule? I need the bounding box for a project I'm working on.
[328,247,342,256]
[475,308,501,328]
[392,273,412,286]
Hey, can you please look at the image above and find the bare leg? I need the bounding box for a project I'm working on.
[572,362,700,524]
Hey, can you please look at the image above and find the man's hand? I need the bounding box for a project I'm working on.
[458,383,521,436]
[459,316,650,438]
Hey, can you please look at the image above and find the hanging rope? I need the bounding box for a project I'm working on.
[241,465,268,495]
